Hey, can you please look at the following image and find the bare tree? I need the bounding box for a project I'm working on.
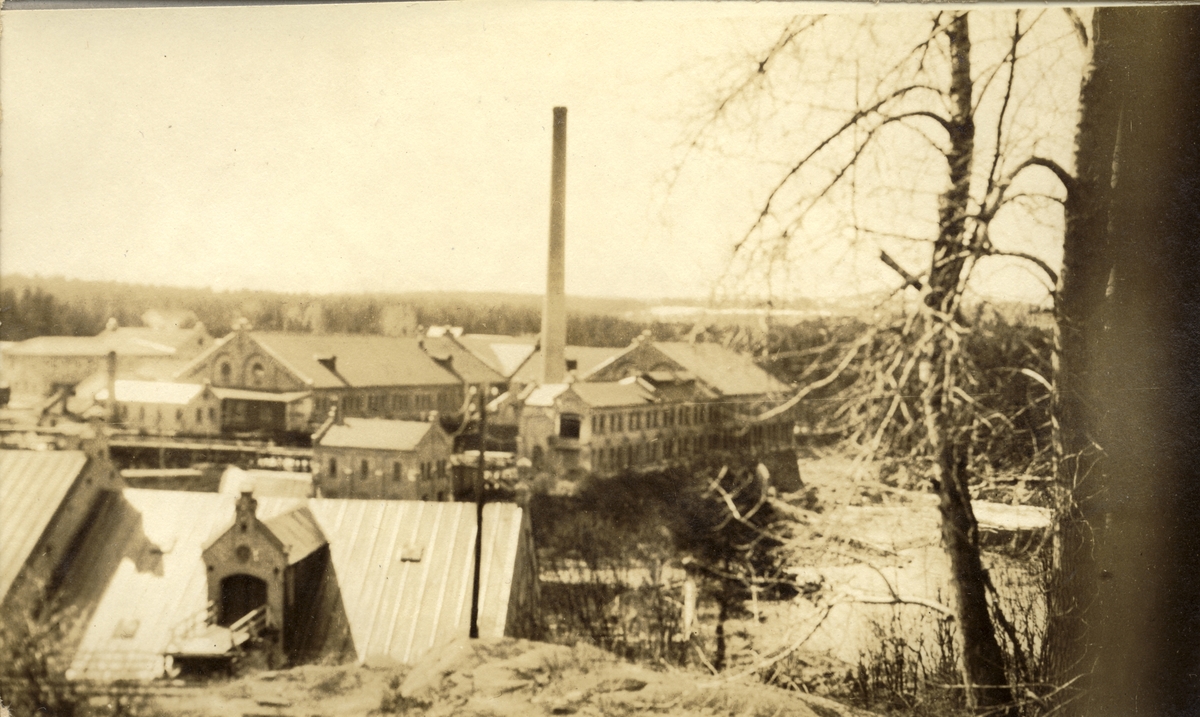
[679,10,1087,714]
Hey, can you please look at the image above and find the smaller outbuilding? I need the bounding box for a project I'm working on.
[313,416,453,501]
[96,380,222,436]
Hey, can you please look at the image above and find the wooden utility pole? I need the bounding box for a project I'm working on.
[469,385,487,639]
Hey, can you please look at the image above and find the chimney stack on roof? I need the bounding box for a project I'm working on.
[542,106,568,385]
[235,490,258,530]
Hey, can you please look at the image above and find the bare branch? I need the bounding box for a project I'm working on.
[1009,156,1078,197]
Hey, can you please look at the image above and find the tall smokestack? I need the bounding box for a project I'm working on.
[542,106,568,384]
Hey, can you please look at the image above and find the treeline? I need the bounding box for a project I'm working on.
[0,276,674,347]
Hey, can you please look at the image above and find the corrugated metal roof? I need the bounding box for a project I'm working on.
[64,490,246,682]
[95,380,206,406]
[307,499,524,664]
[62,491,524,680]
[317,417,434,452]
[249,333,463,389]
[0,450,89,601]
[263,507,326,564]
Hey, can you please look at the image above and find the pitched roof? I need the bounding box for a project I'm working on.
[454,335,538,378]
[95,380,208,406]
[570,381,656,408]
[5,327,204,358]
[317,417,436,452]
[522,383,571,408]
[248,333,463,389]
[61,491,525,680]
[308,499,524,664]
[262,506,326,564]
[209,387,311,403]
[61,490,306,682]
[511,346,625,384]
[419,336,506,385]
[0,450,89,601]
[218,467,313,499]
[651,342,790,397]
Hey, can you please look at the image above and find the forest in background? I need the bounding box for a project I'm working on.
[0,274,673,346]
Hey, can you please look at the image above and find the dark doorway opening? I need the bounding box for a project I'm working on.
[219,574,267,626]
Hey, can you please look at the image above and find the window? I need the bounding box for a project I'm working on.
[393,462,402,482]
[599,415,606,433]
[251,362,266,387]
[196,408,203,424]
[176,408,184,422]
[438,460,446,479]
[560,413,582,439]
[329,458,338,479]
[219,362,232,384]
[360,459,370,480]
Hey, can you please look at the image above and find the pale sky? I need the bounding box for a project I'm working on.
[0,3,1084,304]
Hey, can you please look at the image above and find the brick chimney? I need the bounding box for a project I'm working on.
[542,106,568,384]
[235,491,258,532]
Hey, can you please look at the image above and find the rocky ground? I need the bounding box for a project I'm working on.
[144,638,874,717]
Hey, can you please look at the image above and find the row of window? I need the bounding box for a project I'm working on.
[589,403,717,436]
[118,403,217,426]
[325,457,448,483]
[315,390,458,418]
[592,422,794,471]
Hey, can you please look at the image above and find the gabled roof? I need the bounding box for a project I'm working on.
[317,417,436,452]
[262,506,326,564]
[61,490,306,682]
[419,336,506,385]
[5,326,207,359]
[309,499,524,664]
[61,491,526,680]
[209,387,311,403]
[570,381,656,408]
[585,340,790,398]
[95,380,208,406]
[511,346,625,385]
[218,467,313,499]
[454,335,538,378]
[247,333,463,389]
[521,383,571,408]
[0,450,89,601]
[653,342,790,396]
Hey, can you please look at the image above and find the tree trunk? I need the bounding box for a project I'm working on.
[1042,8,1123,711]
[925,13,1015,715]
[1084,8,1200,715]
[714,589,728,672]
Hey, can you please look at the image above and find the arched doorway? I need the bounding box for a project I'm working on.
[219,574,267,626]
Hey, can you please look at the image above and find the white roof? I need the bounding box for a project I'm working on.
[522,383,570,407]
[95,380,207,405]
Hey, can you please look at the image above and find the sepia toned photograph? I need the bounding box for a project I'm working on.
[3,3,1200,716]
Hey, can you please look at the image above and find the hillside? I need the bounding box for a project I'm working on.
[139,638,870,717]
